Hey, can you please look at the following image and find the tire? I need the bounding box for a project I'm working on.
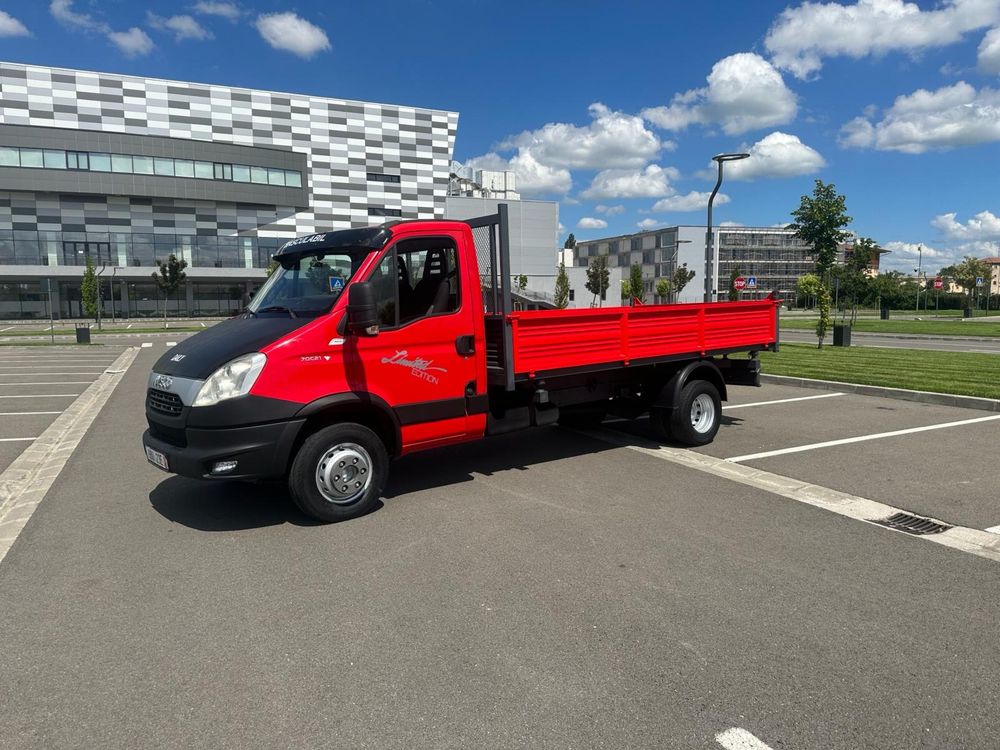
[668,380,721,446]
[557,404,607,429]
[288,422,389,522]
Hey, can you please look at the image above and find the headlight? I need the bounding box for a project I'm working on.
[193,353,267,407]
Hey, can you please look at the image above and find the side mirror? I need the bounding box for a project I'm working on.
[346,281,379,335]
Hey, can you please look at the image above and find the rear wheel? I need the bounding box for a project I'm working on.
[650,380,721,446]
[288,422,388,522]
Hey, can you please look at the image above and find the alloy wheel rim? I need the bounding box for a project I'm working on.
[690,393,716,434]
[315,442,373,505]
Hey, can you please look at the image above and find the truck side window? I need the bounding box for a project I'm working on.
[370,237,460,329]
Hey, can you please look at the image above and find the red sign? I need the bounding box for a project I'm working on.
[733,276,747,290]
[934,277,943,290]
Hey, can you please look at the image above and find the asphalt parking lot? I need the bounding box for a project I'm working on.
[0,345,129,473]
[1,343,998,749]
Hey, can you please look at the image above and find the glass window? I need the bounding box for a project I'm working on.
[153,158,174,176]
[267,168,286,186]
[111,154,132,173]
[285,170,302,188]
[19,149,43,168]
[369,238,460,328]
[89,153,111,172]
[222,164,232,180]
[250,166,267,184]
[67,151,88,169]
[174,159,194,178]
[132,155,153,174]
[232,164,250,182]
[247,248,365,319]
[0,147,19,166]
[43,150,66,169]
[369,207,402,218]
[194,161,214,179]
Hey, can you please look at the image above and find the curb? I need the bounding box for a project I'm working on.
[780,329,1000,343]
[760,374,1000,413]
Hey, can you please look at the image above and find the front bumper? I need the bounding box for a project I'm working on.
[142,419,305,480]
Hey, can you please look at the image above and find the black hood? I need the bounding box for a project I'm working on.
[152,317,307,379]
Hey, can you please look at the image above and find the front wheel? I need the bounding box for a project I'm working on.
[288,422,389,522]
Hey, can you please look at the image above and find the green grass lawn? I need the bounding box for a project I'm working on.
[760,343,1000,399]
[780,318,1000,337]
[0,326,204,336]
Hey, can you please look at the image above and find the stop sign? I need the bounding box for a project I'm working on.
[733,276,747,290]
[934,277,943,290]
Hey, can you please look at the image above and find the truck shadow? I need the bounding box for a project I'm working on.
[149,418,743,531]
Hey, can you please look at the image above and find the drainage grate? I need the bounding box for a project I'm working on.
[872,512,951,535]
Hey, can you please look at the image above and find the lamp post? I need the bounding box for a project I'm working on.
[914,244,922,315]
[705,152,749,303]
[110,266,121,323]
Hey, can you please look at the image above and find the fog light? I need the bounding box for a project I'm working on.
[211,460,239,475]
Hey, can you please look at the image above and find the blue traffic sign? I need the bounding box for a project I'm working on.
[328,276,345,291]
[976,276,985,286]
[746,275,758,290]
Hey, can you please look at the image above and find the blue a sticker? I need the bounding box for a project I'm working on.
[328,276,345,291]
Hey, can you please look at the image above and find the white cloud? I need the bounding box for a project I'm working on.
[464,152,572,196]
[637,219,661,230]
[51,1,154,56]
[581,164,678,200]
[148,13,212,41]
[107,27,154,57]
[880,240,964,272]
[765,0,1000,79]
[652,191,729,213]
[642,53,797,135]
[255,12,330,58]
[595,204,625,216]
[0,10,30,37]
[978,26,1000,73]
[840,81,1000,152]
[50,0,102,31]
[194,1,242,21]
[501,103,664,169]
[932,210,1000,240]
[578,217,608,230]
[724,132,827,180]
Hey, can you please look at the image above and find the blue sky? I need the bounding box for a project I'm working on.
[2,1,1000,273]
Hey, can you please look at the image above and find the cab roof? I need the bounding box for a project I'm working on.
[273,219,476,260]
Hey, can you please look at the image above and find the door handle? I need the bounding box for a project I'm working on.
[455,335,475,356]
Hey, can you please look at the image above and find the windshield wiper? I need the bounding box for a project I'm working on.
[257,305,298,319]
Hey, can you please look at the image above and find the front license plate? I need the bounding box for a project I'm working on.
[145,446,169,471]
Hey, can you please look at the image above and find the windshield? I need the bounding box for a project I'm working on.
[248,249,368,319]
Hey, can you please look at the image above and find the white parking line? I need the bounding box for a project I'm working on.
[716,727,774,750]
[166,341,177,347]
[126,323,133,329]
[0,381,95,385]
[0,326,13,332]
[0,437,37,443]
[725,392,844,410]
[0,411,62,416]
[985,525,1000,535]
[0,394,80,399]
[141,342,153,348]
[727,414,1000,463]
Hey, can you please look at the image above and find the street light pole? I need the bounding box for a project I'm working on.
[914,244,922,315]
[705,153,749,303]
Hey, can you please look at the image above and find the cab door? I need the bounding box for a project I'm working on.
[345,233,481,451]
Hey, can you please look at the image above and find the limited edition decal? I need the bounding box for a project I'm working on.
[381,350,447,385]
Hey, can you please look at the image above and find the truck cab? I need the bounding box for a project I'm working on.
[143,207,778,522]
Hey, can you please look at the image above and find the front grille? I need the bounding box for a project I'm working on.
[149,421,187,448]
[147,388,183,416]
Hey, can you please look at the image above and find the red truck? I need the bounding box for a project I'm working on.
[142,206,779,522]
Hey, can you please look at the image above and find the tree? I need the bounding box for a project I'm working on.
[941,256,990,311]
[516,274,528,293]
[628,263,645,304]
[797,274,831,347]
[789,179,852,280]
[152,253,188,328]
[655,278,672,302]
[727,267,743,302]
[81,253,99,321]
[563,233,576,250]
[585,255,610,307]
[554,261,570,309]
[835,236,880,322]
[671,263,696,302]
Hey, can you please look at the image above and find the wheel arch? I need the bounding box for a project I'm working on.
[292,392,401,468]
[655,359,728,411]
